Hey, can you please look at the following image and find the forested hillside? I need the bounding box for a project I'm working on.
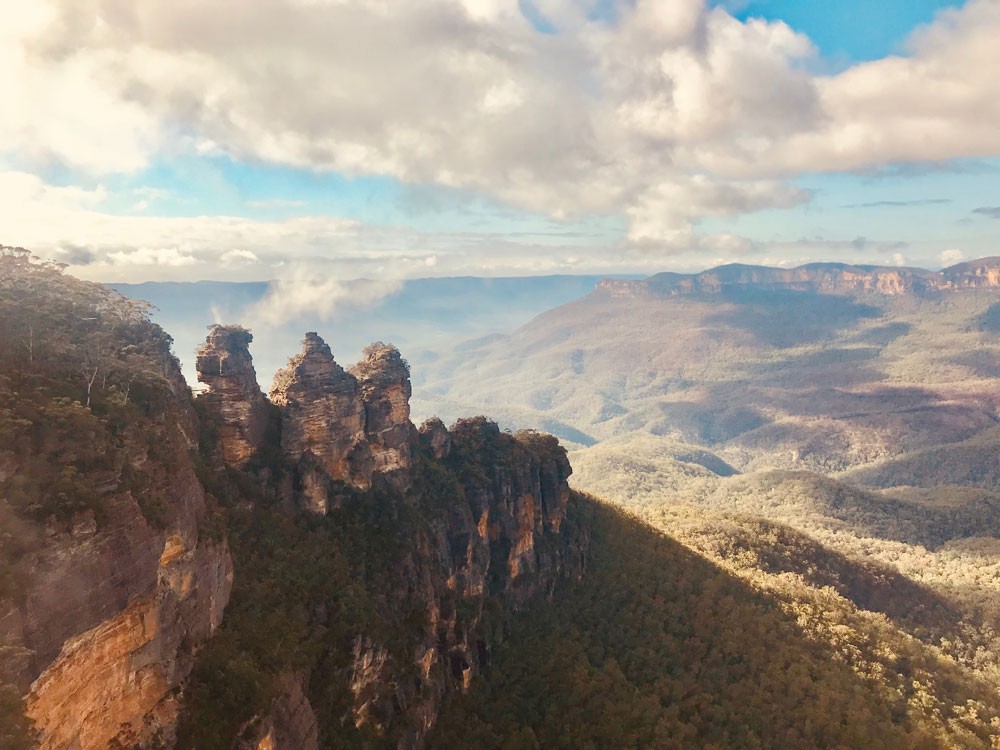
[429,499,1000,749]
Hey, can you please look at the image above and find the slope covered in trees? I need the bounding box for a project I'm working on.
[429,498,1000,749]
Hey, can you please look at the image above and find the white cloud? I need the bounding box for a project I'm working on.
[940,248,965,267]
[221,248,261,265]
[107,246,198,267]
[249,275,404,327]
[4,0,1000,250]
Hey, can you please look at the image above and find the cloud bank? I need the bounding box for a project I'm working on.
[3,0,999,273]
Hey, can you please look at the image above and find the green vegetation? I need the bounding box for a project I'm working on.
[177,422,577,749]
[0,247,190,528]
[416,283,1000,477]
[429,496,1000,749]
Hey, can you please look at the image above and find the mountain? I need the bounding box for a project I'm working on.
[6,249,1000,749]
[598,257,1000,298]
[410,257,1000,748]
[415,258,1000,466]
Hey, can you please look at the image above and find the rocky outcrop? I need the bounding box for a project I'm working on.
[269,335,416,511]
[269,333,370,508]
[0,255,585,750]
[938,257,1000,289]
[196,325,269,466]
[418,418,451,460]
[236,674,319,750]
[442,420,576,605]
[335,418,584,748]
[596,258,1000,299]
[350,343,415,481]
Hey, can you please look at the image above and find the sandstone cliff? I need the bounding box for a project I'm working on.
[200,332,419,512]
[268,332,370,510]
[597,258,1000,299]
[350,343,415,482]
[0,252,233,749]
[179,329,587,749]
[211,416,586,750]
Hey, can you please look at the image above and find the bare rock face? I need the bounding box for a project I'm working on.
[444,419,576,605]
[332,417,585,748]
[270,333,370,507]
[350,343,415,479]
[235,673,319,750]
[196,325,269,466]
[1,352,233,750]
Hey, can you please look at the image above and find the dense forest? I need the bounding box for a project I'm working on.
[430,498,1000,749]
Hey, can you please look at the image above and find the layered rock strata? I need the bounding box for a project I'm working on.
[350,342,415,478]
[269,333,370,508]
[266,334,414,511]
[243,417,585,749]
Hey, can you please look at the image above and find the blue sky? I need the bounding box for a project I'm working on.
[2,0,998,283]
[725,0,961,62]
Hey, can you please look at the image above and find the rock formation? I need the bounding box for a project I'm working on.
[240,416,585,749]
[266,335,416,511]
[350,342,415,480]
[195,325,269,466]
[1,253,586,750]
[418,417,451,460]
[269,333,370,509]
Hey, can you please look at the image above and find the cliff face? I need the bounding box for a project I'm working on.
[0,254,233,750]
[597,258,1000,299]
[9,402,234,750]
[268,333,370,509]
[351,343,415,480]
[236,417,585,750]
[212,332,418,512]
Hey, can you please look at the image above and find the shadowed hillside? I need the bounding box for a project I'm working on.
[429,498,1000,749]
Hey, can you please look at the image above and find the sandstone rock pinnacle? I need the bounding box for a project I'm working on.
[350,342,415,478]
[195,325,269,466]
[270,333,371,508]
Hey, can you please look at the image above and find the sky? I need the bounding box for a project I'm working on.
[2,0,999,287]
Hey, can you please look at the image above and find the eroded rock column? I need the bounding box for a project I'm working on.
[350,342,415,480]
[270,333,372,509]
[195,325,269,466]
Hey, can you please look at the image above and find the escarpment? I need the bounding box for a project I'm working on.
[596,258,1000,299]
[0,252,233,750]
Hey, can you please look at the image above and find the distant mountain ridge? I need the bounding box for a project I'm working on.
[597,257,1000,298]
